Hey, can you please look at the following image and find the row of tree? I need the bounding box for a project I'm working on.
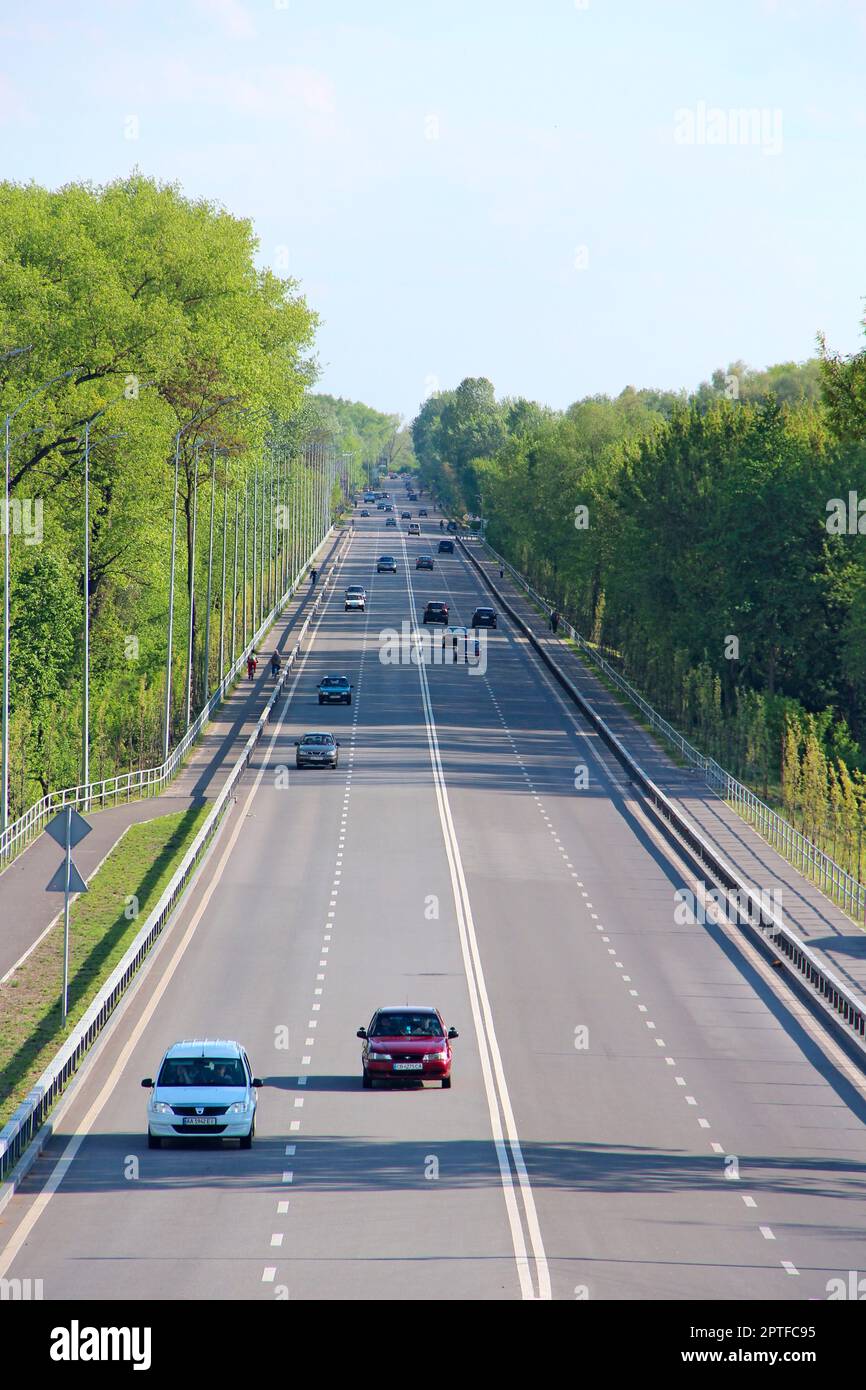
[0,175,373,823]
[411,340,866,879]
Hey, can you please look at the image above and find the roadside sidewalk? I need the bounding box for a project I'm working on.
[0,528,345,983]
[468,541,866,1002]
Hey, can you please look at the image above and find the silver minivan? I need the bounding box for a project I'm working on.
[142,1039,261,1149]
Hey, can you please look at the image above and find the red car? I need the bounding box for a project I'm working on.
[358,1007,458,1089]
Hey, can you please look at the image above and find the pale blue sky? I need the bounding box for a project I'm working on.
[1,0,865,420]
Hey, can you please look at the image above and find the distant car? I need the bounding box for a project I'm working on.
[142,1039,261,1149]
[408,522,421,536]
[345,586,366,612]
[358,1007,458,1088]
[438,539,454,554]
[418,508,428,517]
[364,494,376,503]
[471,607,497,629]
[423,601,449,624]
[416,554,434,570]
[377,555,397,573]
[408,492,418,502]
[360,508,370,517]
[385,516,397,528]
[377,502,387,510]
[384,504,394,512]
[401,510,411,519]
[446,521,458,533]
[318,675,353,704]
[295,731,340,768]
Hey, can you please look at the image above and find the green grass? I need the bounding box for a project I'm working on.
[0,804,210,1126]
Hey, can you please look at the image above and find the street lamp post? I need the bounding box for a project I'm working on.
[185,444,200,730]
[203,442,217,704]
[219,462,228,688]
[163,435,180,762]
[2,365,79,832]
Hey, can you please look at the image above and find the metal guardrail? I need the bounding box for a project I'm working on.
[458,535,866,1055]
[0,536,350,1184]
[0,529,339,872]
[471,535,866,924]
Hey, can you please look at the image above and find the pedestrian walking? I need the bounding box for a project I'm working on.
[271,651,281,678]
[247,652,258,680]
[549,608,559,636]
[499,564,504,580]
[310,566,318,588]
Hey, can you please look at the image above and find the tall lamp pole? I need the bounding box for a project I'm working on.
[3,363,78,833]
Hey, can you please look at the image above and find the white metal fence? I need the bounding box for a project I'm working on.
[475,534,866,923]
[0,530,338,872]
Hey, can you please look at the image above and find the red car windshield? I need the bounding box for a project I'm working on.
[372,1013,442,1037]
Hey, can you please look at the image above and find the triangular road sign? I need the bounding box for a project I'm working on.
[46,860,88,894]
[45,808,92,850]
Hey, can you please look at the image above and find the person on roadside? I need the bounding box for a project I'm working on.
[247,652,258,680]
[499,564,505,580]
[271,651,281,678]
[310,566,318,587]
[549,608,560,636]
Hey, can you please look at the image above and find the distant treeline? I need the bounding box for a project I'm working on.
[412,345,866,879]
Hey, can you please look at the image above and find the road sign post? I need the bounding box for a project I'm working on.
[46,807,91,1020]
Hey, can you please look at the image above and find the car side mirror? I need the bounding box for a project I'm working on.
[293,740,299,746]
[447,1028,459,1040]
[357,1027,367,1038]
[336,741,341,747]
[141,1078,153,1088]
[252,1077,264,1088]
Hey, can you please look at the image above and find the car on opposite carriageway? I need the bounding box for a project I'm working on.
[423,601,449,624]
[471,606,497,629]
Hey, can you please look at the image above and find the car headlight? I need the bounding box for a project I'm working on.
[151,1102,172,1115]
[369,1052,392,1061]
[423,1050,448,1062]
[227,1100,252,1115]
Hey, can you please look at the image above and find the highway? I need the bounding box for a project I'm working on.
[2,501,866,1302]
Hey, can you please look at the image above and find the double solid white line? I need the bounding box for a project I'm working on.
[399,538,551,1300]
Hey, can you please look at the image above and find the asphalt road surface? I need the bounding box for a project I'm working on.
[2,501,866,1301]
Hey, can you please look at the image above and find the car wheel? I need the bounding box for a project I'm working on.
[346,695,352,704]
[441,1076,452,1089]
[362,1071,372,1089]
[318,696,323,704]
[147,1130,161,1149]
[239,1117,255,1149]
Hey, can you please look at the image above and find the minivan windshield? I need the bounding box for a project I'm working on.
[159,1057,246,1087]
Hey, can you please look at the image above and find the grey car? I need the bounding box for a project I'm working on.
[295,732,340,769]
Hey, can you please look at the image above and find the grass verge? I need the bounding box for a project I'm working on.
[0,804,210,1126]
